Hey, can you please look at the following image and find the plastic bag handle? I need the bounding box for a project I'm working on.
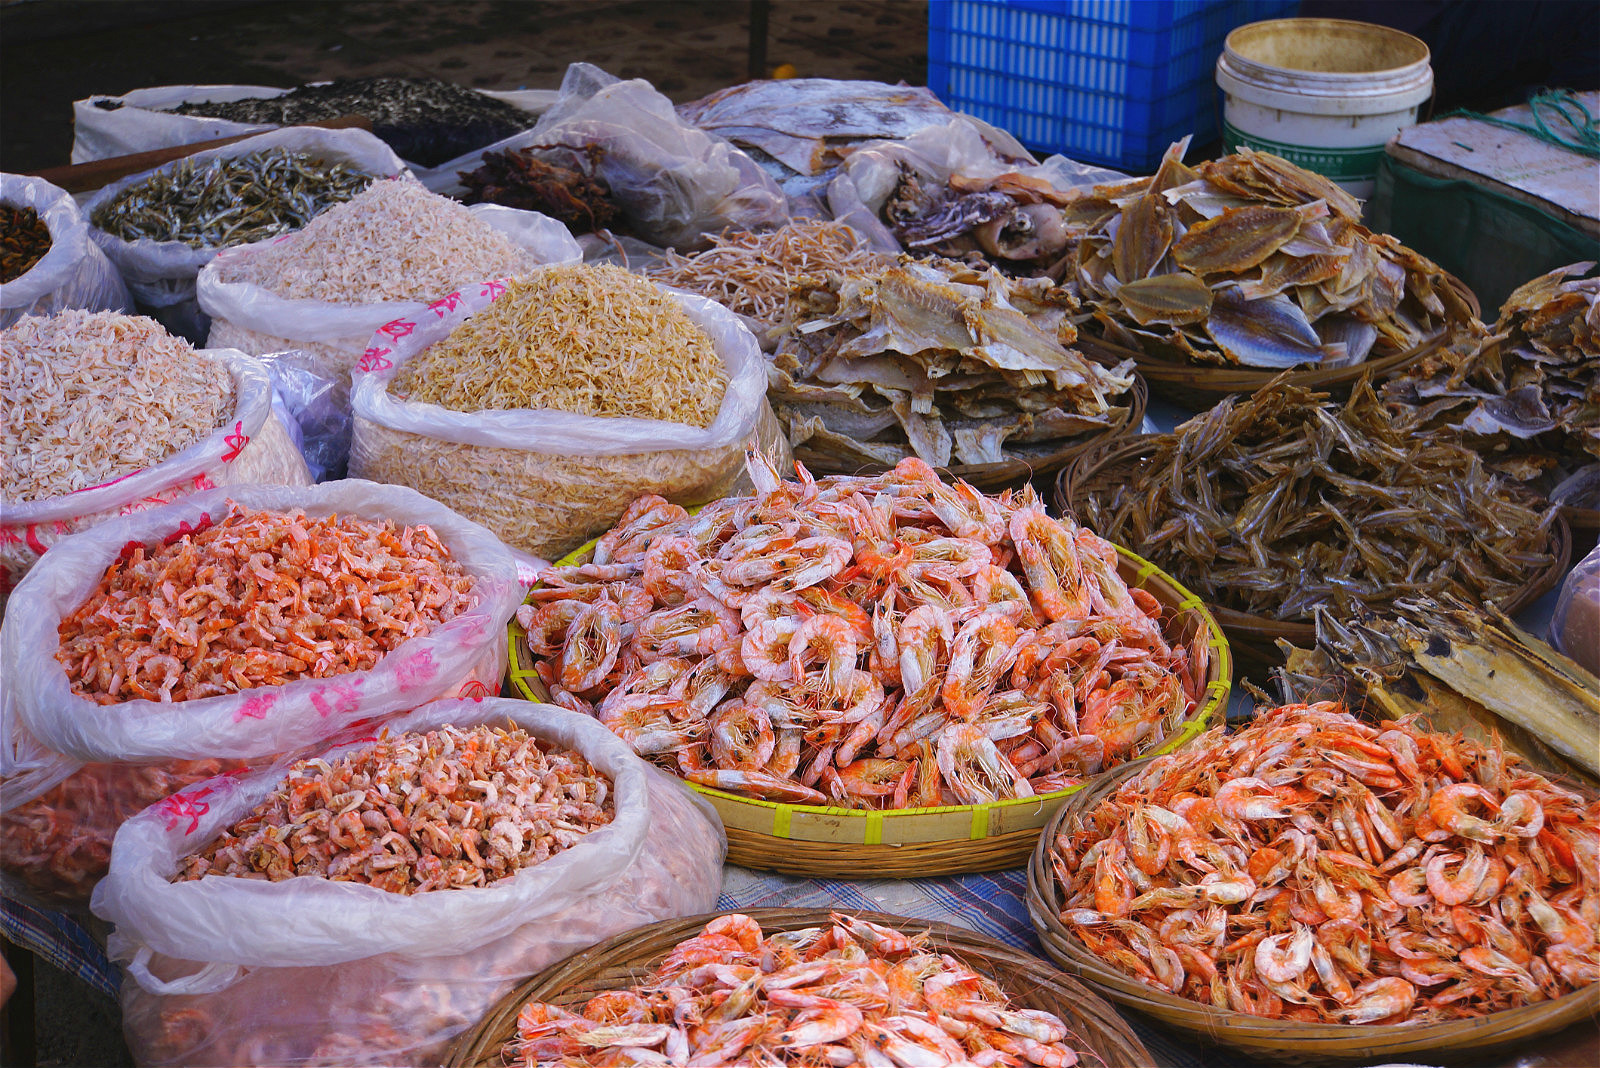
[127,946,242,995]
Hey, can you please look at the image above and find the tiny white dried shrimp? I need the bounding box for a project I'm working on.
[1051,702,1600,1024]
[175,723,613,893]
[505,911,1087,1066]
[519,452,1206,810]
[56,502,475,704]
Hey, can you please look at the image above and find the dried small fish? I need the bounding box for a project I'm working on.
[0,204,51,283]
[457,148,621,234]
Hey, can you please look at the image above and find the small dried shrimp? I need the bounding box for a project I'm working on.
[176,724,614,893]
[504,911,1089,1066]
[521,453,1205,809]
[56,502,475,704]
[1050,702,1600,1023]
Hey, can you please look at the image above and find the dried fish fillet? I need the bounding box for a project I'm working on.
[1170,204,1302,274]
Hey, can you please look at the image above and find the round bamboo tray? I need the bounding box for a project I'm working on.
[446,906,1154,1068]
[1077,272,1480,409]
[1055,435,1576,668]
[789,363,1148,494]
[1027,765,1600,1064]
[508,537,1231,878]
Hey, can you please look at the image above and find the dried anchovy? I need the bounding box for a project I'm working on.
[458,147,621,234]
[1073,378,1559,622]
[91,148,376,249]
[0,204,51,283]
[166,77,533,168]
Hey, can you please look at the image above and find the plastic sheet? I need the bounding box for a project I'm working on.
[257,351,353,482]
[0,173,132,328]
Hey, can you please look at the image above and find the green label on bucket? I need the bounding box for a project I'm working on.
[1223,122,1386,182]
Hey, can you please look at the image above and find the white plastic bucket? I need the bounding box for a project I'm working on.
[1216,18,1432,200]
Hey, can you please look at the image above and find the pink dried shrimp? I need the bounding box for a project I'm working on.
[175,724,613,893]
[1051,702,1600,1023]
[505,911,1088,1066]
[520,453,1206,809]
[0,759,237,904]
[57,502,476,704]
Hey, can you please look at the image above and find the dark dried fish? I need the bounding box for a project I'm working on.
[457,147,620,234]
[0,205,50,283]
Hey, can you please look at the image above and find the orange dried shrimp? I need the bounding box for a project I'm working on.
[506,911,1089,1066]
[56,502,475,704]
[520,453,1206,810]
[1050,702,1600,1024]
[176,723,614,893]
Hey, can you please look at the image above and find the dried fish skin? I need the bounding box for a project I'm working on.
[1115,273,1213,326]
[1170,204,1303,274]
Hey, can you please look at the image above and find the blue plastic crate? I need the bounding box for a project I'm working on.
[928,0,1300,171]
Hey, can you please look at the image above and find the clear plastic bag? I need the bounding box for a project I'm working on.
[1550,540,1600,676]
[0,173,132,328]
[82,127,408,343]
[257,351,354,482]
[2,480,521,764]
[427,62,787,248]
[0,348,310,600]
[93,698,726,1067]
[347,275,791,559]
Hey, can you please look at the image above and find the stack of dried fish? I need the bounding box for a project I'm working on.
[1070,379,1559,624]
[457,148,621,234]
[91,148,376,249]
[0,204,50,283]
[1067,145,1473,369]
[772,259,1136,468]
[1382,262,1600,513]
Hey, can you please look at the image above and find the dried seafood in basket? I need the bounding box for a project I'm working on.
[456,148,621,234]
[1071,377,1559,624]
[1067,144,1474,369]
[519,452,1207,810]
[886,162,1082,267]
[1381,261,1600,514]
[771,259,1137,468]
[0,203,51,283]
[1050,701,1600,1022]
[503,911,1093,1065]
[177,723,613,892]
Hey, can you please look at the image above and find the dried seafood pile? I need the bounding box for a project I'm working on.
[0,203,50,283]
[91,148,376,249]
[57,503,475,703]
[1072,379,1559,622]
[1051,702,1600,1022]
[176,724,613,892]
[520,454,1205,809]
[772,260,1136,468]
[505,912,1091,1066]
[1382,262,1600,512]
[1069,146,1471,368]
[886,166,1079,268]
[457,148,621,234]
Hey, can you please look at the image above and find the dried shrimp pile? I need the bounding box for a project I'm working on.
[773,260,1136,468]
[506,911,1089,1066]
[1069,145,1471,368]
[520,454,1205,809]
[1050,702,1600,1022]
[388,264,727,427]
[57,502,475,703]
[1,310,233,502]
[176,723,613,892]
[0,203,51,283]
[640,219,891,338]
[1073,379,1558,622]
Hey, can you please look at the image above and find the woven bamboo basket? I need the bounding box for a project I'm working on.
[789,364,1148,494]
[509,536,1231,878]
[1055,435,1575,668]
[1076,272,1481,409]
[446,906,1154,1068]
[1027,765,1600,1064]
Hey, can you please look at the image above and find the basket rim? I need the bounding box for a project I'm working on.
[506,533,1232,837]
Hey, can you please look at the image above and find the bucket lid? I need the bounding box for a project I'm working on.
[1218,18,1433,115]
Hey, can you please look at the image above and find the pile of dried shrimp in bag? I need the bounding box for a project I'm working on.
[176,723,613,892]
[520,453,1206,809]
[1066,143,1473,369]
[1382,261,1600,514]
[506,911,1090,1066]
[57,502,475,703]
[1050,702,1600,1023]
[771,259,1136,468]
[1072,378,1559,622]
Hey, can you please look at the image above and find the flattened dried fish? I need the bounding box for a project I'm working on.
[1115,273,1213,326]
[1171,204,1303,273]
[1113,195,1172,282]
[1206,287,1337,367]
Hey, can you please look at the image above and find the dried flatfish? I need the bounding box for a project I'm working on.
[1112,195,1172,282]
[1171,204,1303,273]
[1205,287,1337,367]
[1115,273,1212,326]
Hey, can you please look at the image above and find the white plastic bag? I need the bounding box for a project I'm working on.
[347,273,790,559]
[93,698,726,1067]
[427,63,787,247]
[1550,540,1600,676]
[0,173,132,328]
[83,127,408,341]
[197,197,581,378]
[3,480,521,764]
[0,348,310,598]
